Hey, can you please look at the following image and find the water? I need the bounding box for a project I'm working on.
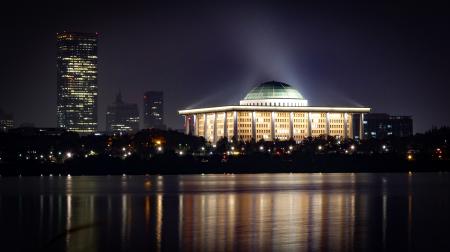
[0,173,449,251]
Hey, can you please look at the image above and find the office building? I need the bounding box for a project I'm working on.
[143,91,165,129]
[56,31,98,134]
[0,109,14,132]
[363,113,413,138]
[106,93,139,133]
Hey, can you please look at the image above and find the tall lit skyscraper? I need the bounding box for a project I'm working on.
[143,91,165,129]
[56,32,98,133]
[106,92,140,133]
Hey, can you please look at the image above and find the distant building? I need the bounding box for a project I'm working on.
[143,91,165,129]
[363,113,413,138]
[106,93,139,133]
[179,81,370,143]
[56,31,98,134]
[0,109,14,132]
[8,127,67,136]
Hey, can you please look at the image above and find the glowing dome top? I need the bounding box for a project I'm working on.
[240,81,308,107]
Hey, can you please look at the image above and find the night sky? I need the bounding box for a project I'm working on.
[0,1,449,133]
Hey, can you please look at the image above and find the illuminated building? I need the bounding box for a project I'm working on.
[179,81,371,142]
[56,32,98,134]
[363,113,413,138]
[106,93,140,133]
[143,91,165,129]
[0,109,14,132]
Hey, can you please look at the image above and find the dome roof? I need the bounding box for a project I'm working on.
[243,81,305,100]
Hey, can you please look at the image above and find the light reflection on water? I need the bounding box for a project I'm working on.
[0,173,449,251]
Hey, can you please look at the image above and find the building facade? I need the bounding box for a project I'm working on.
[0,109,14,132]
[143,91,165,129]
[179,81,370,143]
[56,32,98,134]
[363,113,413,138]
[106,93,140,133]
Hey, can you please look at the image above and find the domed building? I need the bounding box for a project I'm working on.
[179,81,370,142]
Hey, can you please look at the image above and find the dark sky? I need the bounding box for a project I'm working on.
[0,1,449,133]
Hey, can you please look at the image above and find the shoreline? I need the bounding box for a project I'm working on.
[1,156,448,176]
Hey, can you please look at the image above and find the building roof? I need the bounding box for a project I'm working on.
[179,105,371,115]
[243,81,305,100]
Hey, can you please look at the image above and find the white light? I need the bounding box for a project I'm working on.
[289,146,293,150]
[122,147,126,151]
[179,151,183,155]
[212,144,216,148]
[259,146,264,151]
[231,146,235,150]
[318,145,323,150]
[201,147,205,151]
[66,152,72,158]
[157,146,162,152]
[382,145,386,150]
[350,145,355,150]
[127,152,131,155]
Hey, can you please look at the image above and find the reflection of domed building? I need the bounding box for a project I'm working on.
[179,81,370,142]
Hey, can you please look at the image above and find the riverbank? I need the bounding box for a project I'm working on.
[1,154,448,176]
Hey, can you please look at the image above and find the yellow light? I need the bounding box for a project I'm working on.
[156,140,161,145]
[407,154,413,160]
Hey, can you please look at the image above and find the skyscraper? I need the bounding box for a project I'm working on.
[106,92,140,133]
[56,32,98,134]
[143,91,165,129]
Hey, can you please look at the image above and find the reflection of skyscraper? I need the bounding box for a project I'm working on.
[106,93,140,133]
[143,91,165,129]
[56,32,98,134]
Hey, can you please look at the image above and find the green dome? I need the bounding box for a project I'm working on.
[243,81,304,100]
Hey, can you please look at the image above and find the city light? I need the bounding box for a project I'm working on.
[259,146,264,151]
[157,146,163,152]
[66,152,72,158]
[318,145,323,150]
[350,145,355,151]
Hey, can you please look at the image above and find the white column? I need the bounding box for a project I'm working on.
[326,112,330,137]
[233,111,238,140]
[308,112,312,137]
[344,113,348,139]
[184,116,189,135]
[359,113,364,140]
[271,112,275,141]
[251,111,256,140]
[204,113,208,140]
[213,113,217,143]
[223,112,228,139]
[193,114,197,136]
[289,112,294,139]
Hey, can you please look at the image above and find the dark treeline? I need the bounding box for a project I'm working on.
[0,127,449,176]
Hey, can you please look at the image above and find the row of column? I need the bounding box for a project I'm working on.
[185,112,365,142]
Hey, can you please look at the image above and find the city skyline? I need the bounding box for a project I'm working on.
[0,2,449,133]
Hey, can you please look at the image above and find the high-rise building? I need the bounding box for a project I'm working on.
[106,93,140,133]
[56,31,98,134]
[0,109,14,132]
[363,113,413,139]
[143,91,165,129]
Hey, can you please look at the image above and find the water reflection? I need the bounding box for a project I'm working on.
[0,173,449,251]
